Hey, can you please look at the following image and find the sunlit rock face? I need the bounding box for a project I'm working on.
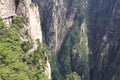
[16,0,51,79]
[0,0,50,79]
[16,0,42,43]
[28,4,42,43]
[0,0,16,24]
[88,0,120,80]
[0,0,42,43]
[0,0,15,17]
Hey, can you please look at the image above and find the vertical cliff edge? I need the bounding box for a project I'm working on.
[32,0,89,80]
[0,0,120,80]
[88,0,120,80]
[0,0,51,79]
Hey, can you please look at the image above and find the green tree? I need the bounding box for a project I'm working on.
[0,17,49,80]
[65,72,81,80]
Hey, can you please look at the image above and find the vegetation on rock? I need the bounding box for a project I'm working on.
[65,72,81,80]
[0,17,49,80]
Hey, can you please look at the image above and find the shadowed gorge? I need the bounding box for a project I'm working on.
[0,0,120,80]
[88,0,120,80]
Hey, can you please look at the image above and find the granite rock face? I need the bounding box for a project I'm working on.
[32,0,87,53]
[32,0,89,79]
[0,0,51,79]
[88,0,120,80]
[0,0,15,17]
[0,0,42,43]
[1,0,120,80]
[0,0,16,24]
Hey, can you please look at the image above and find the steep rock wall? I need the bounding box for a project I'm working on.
[0,0,16,24]
[0,0,15,17]
[0,0,51,79]
[33,0,82,53]
[16,0,42,43]
[32,0,89,79]
[88,0,120,80]
[17,0,51,79]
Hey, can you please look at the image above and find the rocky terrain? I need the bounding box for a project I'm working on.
[88,0,120,80]
[0,0,120,80]
[0,0,51,79]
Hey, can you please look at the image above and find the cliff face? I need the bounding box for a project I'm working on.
[1,0,119,80]
[0,0,15,17]
[34,0,67,53]
[0,0,42,43]
[0,0,51,79]
[16,0,42,43]
[88,0,120,80]
[32,0,89,80]
[0,0,16,24]
[33,0,85,53]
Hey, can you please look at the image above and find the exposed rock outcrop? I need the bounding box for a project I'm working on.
[88,0,120,80]
[17,0,51,79]
[2,0,119,80]
[0,0,15,17]
[0,0,16,24]
[33,0,86,78]
[16,0,42,43]
[0,0,51,79]
[32,0,89,79]
[33,0,83,54]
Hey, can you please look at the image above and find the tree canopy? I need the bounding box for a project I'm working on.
[65,72,81,80]
[0,17,49,80]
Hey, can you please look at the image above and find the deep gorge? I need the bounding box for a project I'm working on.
[0,0,120,80]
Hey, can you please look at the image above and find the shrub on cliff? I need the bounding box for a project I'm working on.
[65,72,81,80]
[0,17,49,80]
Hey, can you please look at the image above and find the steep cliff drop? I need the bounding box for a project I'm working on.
[88,0,120,80]
[32,0,89,80]
[16,0,51,79]
[1,0,120,80]
[0,0,51,79]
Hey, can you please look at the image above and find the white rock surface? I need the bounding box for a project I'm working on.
[0,0,15,17]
